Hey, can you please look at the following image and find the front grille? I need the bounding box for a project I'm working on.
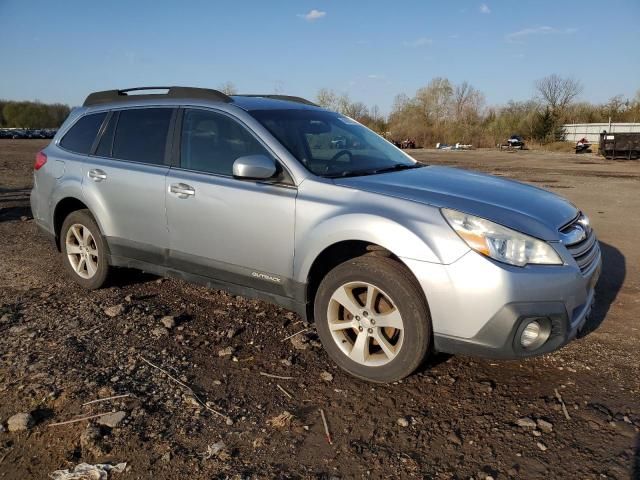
[560,214,600,274]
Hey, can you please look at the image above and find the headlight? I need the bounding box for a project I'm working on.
[441,208,562,267]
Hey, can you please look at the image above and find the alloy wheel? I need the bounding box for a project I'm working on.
[65,223,99,279]
[327,281,404,367]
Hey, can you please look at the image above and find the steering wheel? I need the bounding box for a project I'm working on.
[330,149,353,162]
[325,149,353,174]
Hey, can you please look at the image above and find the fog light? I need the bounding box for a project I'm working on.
[520,321,541,348]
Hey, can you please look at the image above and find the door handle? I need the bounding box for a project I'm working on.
[169,183,195,198]
[88,169,107,182]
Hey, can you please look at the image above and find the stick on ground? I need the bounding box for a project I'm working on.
[276,384,293,399]
[554,388,571,420]
[140,356,231,423]
[259,372,294,380]
[48,412,114,427]
[319,408,332,445]
[82,394,131,406]
[281,327,313,342]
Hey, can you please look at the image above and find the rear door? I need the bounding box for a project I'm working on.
[165,107,297,297]
[82,107,175,263]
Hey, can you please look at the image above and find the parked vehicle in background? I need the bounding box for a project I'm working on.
[30,86,601,383]
[500,134,525,150]
[575,137,591,154]
[599,131,640,160]
[0,128,57,139]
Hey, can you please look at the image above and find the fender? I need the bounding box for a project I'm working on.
[293,211,469,283]
[51,179,108,237]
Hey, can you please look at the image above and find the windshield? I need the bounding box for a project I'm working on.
[248,109,419,178]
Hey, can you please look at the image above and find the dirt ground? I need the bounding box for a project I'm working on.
[0,140,638,479]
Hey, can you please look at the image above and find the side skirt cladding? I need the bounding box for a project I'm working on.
[106,237,308,318]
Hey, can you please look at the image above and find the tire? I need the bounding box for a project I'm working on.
[60,209,110,289]
[314,256,431,383]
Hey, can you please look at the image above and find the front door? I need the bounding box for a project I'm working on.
[165,107,297,298]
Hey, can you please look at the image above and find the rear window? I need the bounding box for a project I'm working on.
[111,108,173,165]
[59,112,107,154]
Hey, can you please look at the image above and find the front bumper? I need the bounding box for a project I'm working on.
[402,247,602,359]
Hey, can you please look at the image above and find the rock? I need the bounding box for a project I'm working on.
[104,304,125,317]
[397,417,410,427]
[203,440,229,460]
[151,327,168,338]
[7,412,34,432]
[227,327,242,338]
[612,421,638,439]
[536,419,553,433]
[97,411,127,428]
[218,346,234,357]
[290,333,309,350]
[80,424,105,457]
[516,417,537,429]
[320,371,334,382]
[160,316,176,329]
[536,441,548,452]
[446,432,462,446]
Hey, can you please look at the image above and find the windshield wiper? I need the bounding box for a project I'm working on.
[370,163,424,174]
[325,163,423,179]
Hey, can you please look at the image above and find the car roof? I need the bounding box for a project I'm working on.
[81,87,324,112]
[230,95,323,111]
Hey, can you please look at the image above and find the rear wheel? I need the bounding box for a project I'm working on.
[314,256,431,383]
[60,209,110,289]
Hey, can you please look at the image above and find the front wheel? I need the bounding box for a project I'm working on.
[314,256,431,383]
[60,209,110,289]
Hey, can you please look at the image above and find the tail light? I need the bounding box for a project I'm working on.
[34,151,47,170]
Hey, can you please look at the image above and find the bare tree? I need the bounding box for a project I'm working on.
[343,101,369,121]
[416,77,454,124]
[534,74,582,113]
[316,88,340,110]
[453,81,484,122]
[218,82,238,95]
[369,105,382,122]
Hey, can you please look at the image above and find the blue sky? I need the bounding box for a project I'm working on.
[1,0,638,113]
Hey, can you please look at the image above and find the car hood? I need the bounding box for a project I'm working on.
[333,165,579,241]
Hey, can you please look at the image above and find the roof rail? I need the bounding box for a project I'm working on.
[83,86,232,107]
[236,94,318,107]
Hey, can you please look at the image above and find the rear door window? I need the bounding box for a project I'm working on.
[111,108,173,165]
[59,112,107,154]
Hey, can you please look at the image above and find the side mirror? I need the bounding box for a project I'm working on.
[232,155,277,180]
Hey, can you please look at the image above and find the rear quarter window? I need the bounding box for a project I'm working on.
[59,112,107,154]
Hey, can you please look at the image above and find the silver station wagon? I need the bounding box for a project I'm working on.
[30,86,601,382]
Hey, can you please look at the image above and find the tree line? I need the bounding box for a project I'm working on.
[315,74,640,147]
[3,76,639,146]
[0,100,70,129]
